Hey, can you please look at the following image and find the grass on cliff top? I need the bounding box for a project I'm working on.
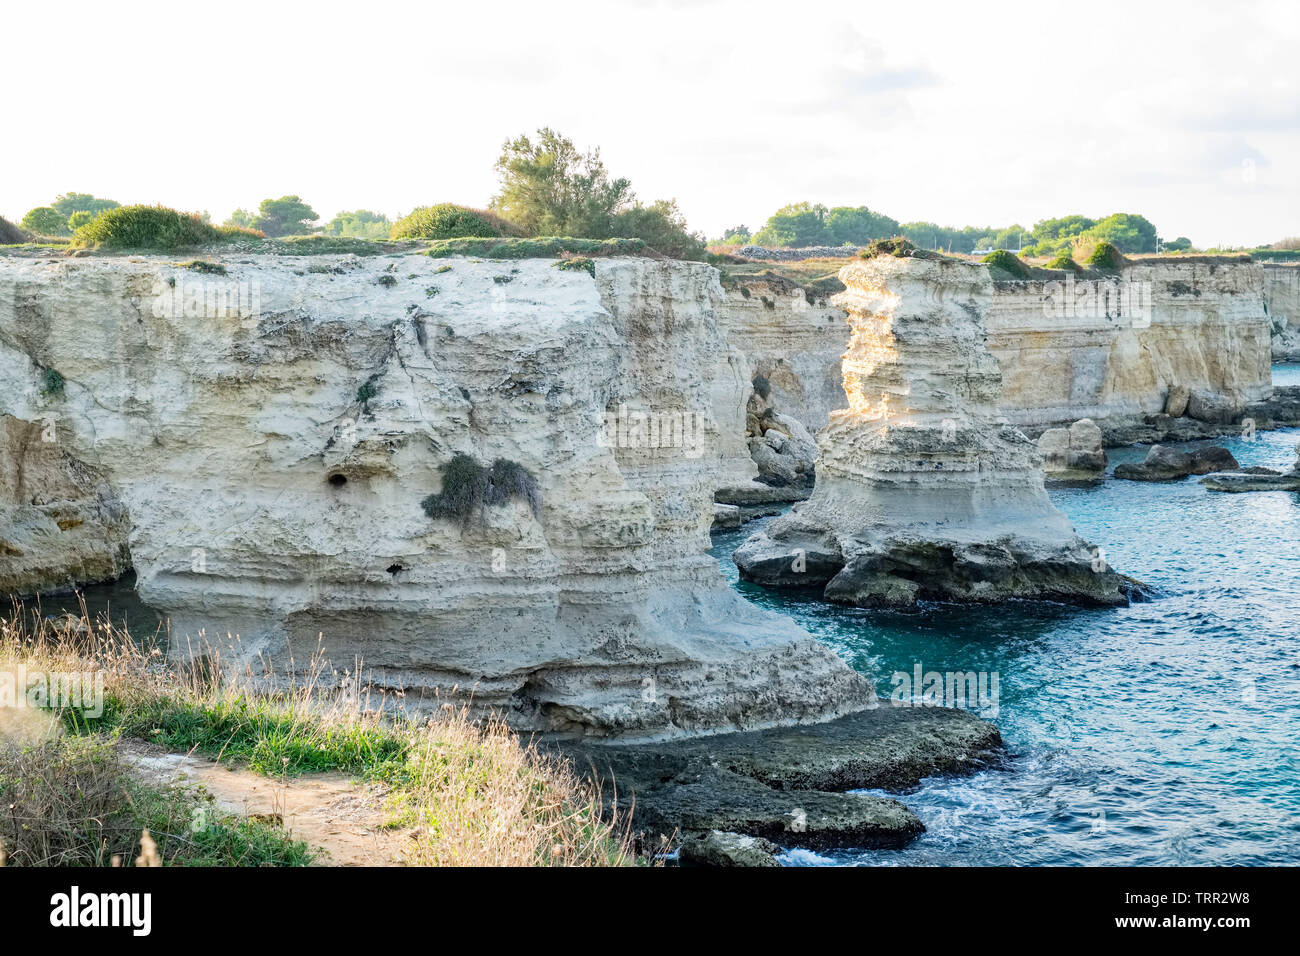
[0,605,636,867]
[426,236,647,259]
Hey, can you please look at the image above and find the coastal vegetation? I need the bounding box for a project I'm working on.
[0,607,633,866]
[391,204,522,241]
[730,204,1180,257]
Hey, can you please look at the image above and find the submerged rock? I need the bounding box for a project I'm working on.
[734,256,1133,608]
[1113,444,1239,481]
[1201,442,1300,492]
[676,830,781,867]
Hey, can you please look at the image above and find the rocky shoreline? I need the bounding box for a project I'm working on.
[554,704,1003,864]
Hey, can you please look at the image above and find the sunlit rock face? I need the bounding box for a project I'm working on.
[1265,264,1300,361]
[0,253,871,739]
[719,258,1275,447]
[988,259,1272,430]
[734,256,1132,608]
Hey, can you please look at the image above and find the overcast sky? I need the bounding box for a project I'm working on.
[5,0,1296,246]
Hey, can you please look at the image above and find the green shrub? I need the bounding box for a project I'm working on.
[1046,251,1080,272]
[427,236,645,260]
[421,453,541,526]
[377,273,397,287]
[609,199,707,260]
[41,369,64,398]
[71,205,227,250]
[860,236,940,260]
[180,259,227,275]
[20,206,69,237]
[1084,241,1127,270]
[391,204,524,241]
[981,249,1032,278]
[356,379,379,404]
[553,256,595,277]
[66,210,97,232]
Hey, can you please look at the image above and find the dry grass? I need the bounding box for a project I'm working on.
[0,602,637,867]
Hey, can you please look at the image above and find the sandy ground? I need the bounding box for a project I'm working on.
[119,739,406,866]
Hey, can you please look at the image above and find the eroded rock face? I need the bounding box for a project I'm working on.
[0,254,871,739]
[0,414,131,595]
[1265,265,1300,361]
[989,260,1272,430]
[734,256,1131,607]
[719,258,1278,448]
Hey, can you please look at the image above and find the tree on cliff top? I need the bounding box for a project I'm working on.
[20,207,68,237]
[1084,212,1158,254]
[490,128,705,259]
[52,192,120,222]
[322,209,392,239]
[492,128,633,237]
[229,196,320,237]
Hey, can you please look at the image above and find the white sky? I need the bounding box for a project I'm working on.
[4,0,1296,246]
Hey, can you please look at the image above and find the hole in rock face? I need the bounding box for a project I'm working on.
[328,473,348,487]
[386,564,405,575]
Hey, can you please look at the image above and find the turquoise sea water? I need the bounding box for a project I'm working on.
[710,426,1300,865]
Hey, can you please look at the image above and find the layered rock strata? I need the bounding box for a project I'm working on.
[1265,264,1300,361]
[717,256,1282,451]
[734,256,1132,607]
[0,253,871,738]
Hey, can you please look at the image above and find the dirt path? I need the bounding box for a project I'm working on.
[119,740,407,866]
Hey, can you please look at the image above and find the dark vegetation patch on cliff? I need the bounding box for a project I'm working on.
[421,453,542,525]
[390,204,526,241]
[426,236,646,260]
[40,368,65,398]
[179,259,228,275]
[553,256,596,277]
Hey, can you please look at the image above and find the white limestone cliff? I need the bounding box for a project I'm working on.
[0,253,870,739]
[717,257,1277,450]
[733,255,1132,607]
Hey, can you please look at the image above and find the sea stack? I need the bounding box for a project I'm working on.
[734,253,1132,607]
